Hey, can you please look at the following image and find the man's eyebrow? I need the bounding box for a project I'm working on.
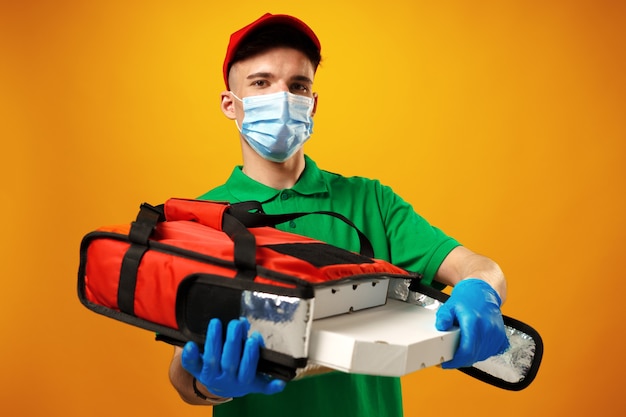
[245,72,313,84]
[246,72,274,80]
[291,75,313,84]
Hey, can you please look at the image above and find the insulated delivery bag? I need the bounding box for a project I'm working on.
[77,198,414,380]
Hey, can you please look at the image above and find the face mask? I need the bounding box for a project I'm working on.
[231,91,314,162]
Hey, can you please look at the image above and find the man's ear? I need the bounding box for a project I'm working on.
[221,91,236,120]
[311,92,318,117]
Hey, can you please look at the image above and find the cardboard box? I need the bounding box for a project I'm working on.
[313,277,390,319]
[308,298,460,376]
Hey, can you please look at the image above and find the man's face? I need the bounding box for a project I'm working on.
[222,47,317,130]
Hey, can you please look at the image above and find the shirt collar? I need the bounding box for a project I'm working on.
[226,155,328,203]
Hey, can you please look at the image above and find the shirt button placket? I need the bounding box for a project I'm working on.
[280,191,297,229]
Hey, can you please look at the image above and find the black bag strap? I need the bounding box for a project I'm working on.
[161,199,374,258]
[227,201,375,258]
[221,212,257,280]
[118,203,164,315]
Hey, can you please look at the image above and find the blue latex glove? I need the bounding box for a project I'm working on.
[181,317,286,398]
[435,278,510,369]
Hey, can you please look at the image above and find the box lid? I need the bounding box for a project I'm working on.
[308,299,459,376]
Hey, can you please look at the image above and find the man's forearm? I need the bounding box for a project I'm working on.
[435,246,507,302]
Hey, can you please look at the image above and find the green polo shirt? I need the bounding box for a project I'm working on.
[198,156,459,417]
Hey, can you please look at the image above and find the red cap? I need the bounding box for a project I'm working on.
[223,13,321,88]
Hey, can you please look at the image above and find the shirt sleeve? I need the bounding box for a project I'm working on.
[376,182,461,286]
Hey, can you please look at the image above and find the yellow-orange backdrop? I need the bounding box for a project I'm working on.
[1,1,624,416]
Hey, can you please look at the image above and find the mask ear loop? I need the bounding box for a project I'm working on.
[230,91,244,133]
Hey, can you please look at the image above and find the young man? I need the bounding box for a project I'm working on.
[169,13,509,417]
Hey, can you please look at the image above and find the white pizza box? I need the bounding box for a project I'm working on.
[307,298,460,376]
[313,277,390,320]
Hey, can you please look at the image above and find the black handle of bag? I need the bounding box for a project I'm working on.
[124,200,375,284]
[227,201,375,258]
[122,203,258,283]
[118,203,165,315]
[221,212,258,280]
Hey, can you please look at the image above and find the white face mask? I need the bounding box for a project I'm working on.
[231,91,314,162]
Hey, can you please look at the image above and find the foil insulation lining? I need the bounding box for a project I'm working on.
[472,326,536,383]
[387,278,444,310]
[387,278,536,383]
[241,290,313,358]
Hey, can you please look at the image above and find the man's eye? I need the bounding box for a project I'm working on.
[252,80,267,87]
[291,84,309,93]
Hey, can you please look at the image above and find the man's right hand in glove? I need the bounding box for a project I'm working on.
[170,317,286,405]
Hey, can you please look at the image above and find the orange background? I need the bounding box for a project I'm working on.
[1,1,625,416]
